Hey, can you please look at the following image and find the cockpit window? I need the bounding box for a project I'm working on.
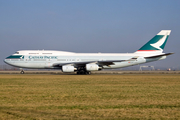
[15,52,19,54]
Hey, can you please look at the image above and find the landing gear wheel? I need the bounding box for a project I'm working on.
[86,71,91,75]
[20,70,25,74]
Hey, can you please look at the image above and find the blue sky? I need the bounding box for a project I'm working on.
[0,0,180,69]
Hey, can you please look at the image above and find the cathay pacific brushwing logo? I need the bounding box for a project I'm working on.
[20,55,24,59]
[150,33,167,51]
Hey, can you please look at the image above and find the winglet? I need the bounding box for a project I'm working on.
[135,30,171,53]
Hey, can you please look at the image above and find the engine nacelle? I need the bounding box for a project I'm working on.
[86,64,101,71]
[62,65,76,72]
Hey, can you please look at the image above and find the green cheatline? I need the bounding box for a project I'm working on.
[6,55,24,59]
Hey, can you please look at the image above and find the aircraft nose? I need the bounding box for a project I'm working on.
[4,58,8,64]
[4,56,11,65]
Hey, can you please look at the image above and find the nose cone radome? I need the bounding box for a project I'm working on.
[4,57,11,65]
[4,58,8,64]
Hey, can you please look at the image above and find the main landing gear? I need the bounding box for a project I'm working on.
[76,67,91,75]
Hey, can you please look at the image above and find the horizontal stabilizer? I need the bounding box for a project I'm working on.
[144,53,174,59]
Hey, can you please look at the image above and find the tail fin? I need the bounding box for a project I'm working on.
[135,30,171,53]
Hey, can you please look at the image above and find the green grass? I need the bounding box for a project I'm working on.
[0,74,180,119]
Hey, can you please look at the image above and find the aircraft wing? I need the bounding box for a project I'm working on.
[53,60,124,67]
[53,57,139,67]
[97,56,139,66]
[97,60,125,66]
[53,61,92,67]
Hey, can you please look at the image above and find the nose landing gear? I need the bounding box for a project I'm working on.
[20,69,25,74]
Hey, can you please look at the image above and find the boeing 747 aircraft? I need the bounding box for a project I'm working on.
[4,30,173,74]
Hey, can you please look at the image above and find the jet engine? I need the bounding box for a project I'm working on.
[62,65,76,72]
[86,64,102,71]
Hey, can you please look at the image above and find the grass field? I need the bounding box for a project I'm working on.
[0,74,180,119]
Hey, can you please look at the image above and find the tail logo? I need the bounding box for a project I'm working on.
[136,30,171,52]
[150,33,167,51]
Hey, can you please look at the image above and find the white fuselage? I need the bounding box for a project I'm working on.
[4,50,166,70]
